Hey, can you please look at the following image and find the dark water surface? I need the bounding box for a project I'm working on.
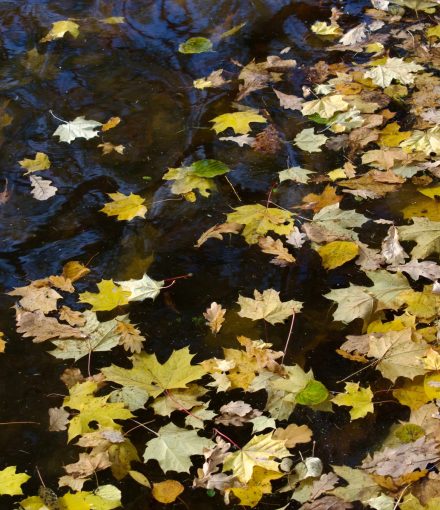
[0,0,405,508]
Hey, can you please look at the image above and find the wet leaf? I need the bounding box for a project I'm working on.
[273,424,313,447]
[115,273,164,301]
[195,222,242,247]
[325,285,375,323]
[302,95,349,119]
[53,116,102,143]
[100,192,147,221]
[311,21,342,36]
[79,279,130,311]
[331,382,374,420]
[0,466,30,496]
[204,302,226,334]
[29,175,57,200]
[258,236,295,266]
[294,128,327,153]
[163,166,216,198]
[317,241,359,270]
[190,159,230,177]
[238,288,302,324]
[178,37,213,54]
[210,111,267,135]
[40,20,79,42]
[143,423,214,473]
[279,166,316,184]
[19,152,50,174]
[365,57,423,87]
[399,218,440,259]
[152,480,184,503]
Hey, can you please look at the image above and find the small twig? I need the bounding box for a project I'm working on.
[224,175,242,202]
[393,484,411,510]
[163,273,193,282]
[35,466,45,487]
[282,311,296,364]
[130,419,159,436]
[265,182,277,209]
[0,421,40,425]
[124,419,156,436]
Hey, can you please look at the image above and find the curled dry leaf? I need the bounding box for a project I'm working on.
[204,302,226,333]
[258,236,295,266]
[195,222,242,247]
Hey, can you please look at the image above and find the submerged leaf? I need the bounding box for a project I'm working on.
[179,37,213,54]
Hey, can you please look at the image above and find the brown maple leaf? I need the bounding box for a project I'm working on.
[300,185,341,213]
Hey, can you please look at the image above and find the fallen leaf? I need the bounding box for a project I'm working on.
[365,57,423,87]
[0,466,30,496]
[227,204,294,244]
[100,192,147,221]
[116,316,146,353]
[302,95,349,119]
[204,302,226,333]
[325,285,375,323]
[238,288,302,324]
[98,142,125,155]
[143,423,214,473]
[219,134,255,146]
[258,236,295,266]
[331,382,374,420]
[40,20,79,42]
[53,116,102,143]
[8,282,62,314]
[101,116,120,132]
[294,128,327,153]
[274,89,304,110]
[29,175,57,200]
[19,152,50,174]
[317,241,359,270]
[398,218,440,259]
[179,37,213,54]
[301,185,341,212]
[152,480,184,504]
[279,166,316,184]
[273,424,313,447]
[194,69,228,89]
[79,279,130,311]
[48,406,70,431]
[195,222,242,247]
[311,21,342,36]
[381,225,408,265]
[210,111,267,135]
[340,23,368,45]
[115,273,164,301]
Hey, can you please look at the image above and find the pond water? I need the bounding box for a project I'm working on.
[0,0,428,508]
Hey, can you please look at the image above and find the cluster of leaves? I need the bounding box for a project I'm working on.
[3,0,440,509]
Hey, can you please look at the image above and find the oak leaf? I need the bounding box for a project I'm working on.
[258,236,295,266]
[8,282,62,314]
[48,406,69,432]
[29,175,57,200]
[195,222,242,247]
[115,316,146,353]
[273,424,313,447]
[204,302,226,333]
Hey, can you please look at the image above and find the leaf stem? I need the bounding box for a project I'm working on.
[282,311,296,365]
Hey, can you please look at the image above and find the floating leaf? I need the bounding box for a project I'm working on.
[317,241,359,270]
[29,175,57,200]
[210,111,267,135]
[40,20,79,42]
[0,466,30,496]
[398,218,440,259]
[115,273,164,301]
[79,279,130,311]
[19,152,50,174]
[178,37,213,54]
[294,128,327,153]
[53,116,102,143]
[332,382,374,420]
[238,288,302,325]
[325,285,375,323]
[302,95,349,119]
[100,192,147,221]
[152,480,184,504]
[190,159,230,177]
[365,57,423,88]
[279,166,316,184]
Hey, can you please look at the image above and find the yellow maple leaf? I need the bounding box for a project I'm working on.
[402,196,440,221]
[63,380,133,442]
[311,21,342,36]
[223,432,290,483]
[331,382,374,420]
[238,288,302,325]
[302,94,348,119]
[227,204,294,244]
[102,346,206,398]
[300,185,341,212]
[79,279,130,311]
[0,466,30,496]
[40,20,80,42]
[100,192,147,221]
[210,111,267,135]
[19,152,50,174]
[317,241,359,270]
[393,376,429,410]
[378,122,411,147]
[420,347,440,371]
[418,186,440,199]
[228,467,283,507]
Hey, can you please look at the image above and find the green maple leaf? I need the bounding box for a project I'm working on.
[102,346,206,398]
[227,204,295,244]
[143,423,214,473]
[63,380,133,442]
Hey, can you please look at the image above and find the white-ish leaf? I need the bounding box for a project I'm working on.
[53,116,102,143]
[340,23,367,46]
[29,175,57,200]
[294,128,327,153]
[116,273,164,301]
[388,260,440,281]
[219,134,255,146]
[381,226,408,265]
[364,57,423,88]
[279,167,315,184]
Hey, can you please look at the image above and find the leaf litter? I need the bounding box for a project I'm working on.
[3,0,440,509]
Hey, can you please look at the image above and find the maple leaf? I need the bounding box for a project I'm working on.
[223,432,290,483]
[311,21,342,36]
[48,406,70,431]
[98,142,125,155]
[398,218,440,260]
[324,285,375,323]
[58,485,121,509]
[40,20,79,42]
[210,111,267,135]
[115,316,145,353]
[204,302,226,333]
[367,328,428,382]
[330,465,381,504]
[238,288,302,325]
[228,467,283,507]
[50,310,122,361]
[29,175,57,200]
[102,346,206,398]
[100,192,147,221]
[340,23,367,46]
[301,185,341,213]
[163,166,216,198]
[401,126,440,155]
[366,270,410,310]
[194,69,228,89]
[8,282,62,314]
[53,116,102,143]
[331,382,374,420]
[294,128,327,153]
[279,166,316,184]
[79,279,130,311]
[391,0,439,12]
[258,236,295,266]
[143,423,214,473]
[317,241,359,270]
[362,436,440,478]
[15,307,85,343]
[226,204,294,245]
[19,152,50,174]
[365,57,423,87]
[0,466,30,496]
[115,273,164,301]
[195,222,242,247]
[63,380,133,442]
[302,95,349,119]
